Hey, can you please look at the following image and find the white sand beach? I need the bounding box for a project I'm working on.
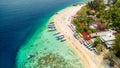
[51,4,107,68]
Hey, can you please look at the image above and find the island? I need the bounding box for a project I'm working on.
[49,0,120,68]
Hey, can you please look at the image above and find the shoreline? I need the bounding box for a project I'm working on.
[50,4,106,68]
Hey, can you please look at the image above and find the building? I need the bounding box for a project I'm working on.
[81,32,92,40]
[96,30,116,48]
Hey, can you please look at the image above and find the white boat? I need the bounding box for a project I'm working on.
[48,25,54,27]
[58,36,64,39]
[58,34,64,36]
[27,54,34,59]
[56,32,60,34]
[61,38,66,41]
[48,28,56,31]
[54,32,60,35]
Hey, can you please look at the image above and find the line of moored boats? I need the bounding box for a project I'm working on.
[54,32,66,42]
[48,23,56,31]
[48,23,66,42]
[27,23,66,59]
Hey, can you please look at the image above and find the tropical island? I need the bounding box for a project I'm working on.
[73,0,120,67]
[48,0,120,68]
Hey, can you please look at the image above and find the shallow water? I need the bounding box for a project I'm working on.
[0,0,91,68]
[17,26,84,68]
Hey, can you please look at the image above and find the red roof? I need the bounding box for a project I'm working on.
[80,22,84,27]
[81,32,92,40]
[97,23,105,30]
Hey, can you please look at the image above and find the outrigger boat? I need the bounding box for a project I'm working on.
[48,28,56,31]
[48,26,55,28]
[58,34,64,37]
[48,24,54,26]
[27,54,34,59]
[61,38,66,42]
[48,24,55,27]
[48,23,55,27]
[54,32,60,35]
[58,35,64,39]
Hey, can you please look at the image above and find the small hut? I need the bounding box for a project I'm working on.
[97,23,105,31]
[79,22,84,27]
[91,9,95,13]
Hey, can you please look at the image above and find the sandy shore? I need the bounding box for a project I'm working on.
[51,4,106,68]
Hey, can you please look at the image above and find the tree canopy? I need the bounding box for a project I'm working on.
[112,34,120,57]
[87,0,105,11]
[94,37,102,47]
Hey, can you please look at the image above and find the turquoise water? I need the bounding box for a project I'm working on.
[16,1,91,68]
[16,14,84,68]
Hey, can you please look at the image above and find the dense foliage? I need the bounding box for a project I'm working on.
[87,0,105,11]
[94,37,102,47]
[112,34,120,57]
[73,6,95,33]
[97,0,120,31]
[73,0,120,59]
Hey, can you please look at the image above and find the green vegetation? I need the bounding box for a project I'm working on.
[73,0,120,66]
[73,18,79,26]
[96,44,106,54]
[73,6,95,33]
[96,0,120,31]
[82,0,120,31]
[94,37,102,47]
[77,6,87,16]
[112,34,120,57]
[87,0,105,11]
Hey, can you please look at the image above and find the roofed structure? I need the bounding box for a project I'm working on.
[97,23,106,31]
[96,30,117,48]
[81,32,92,40]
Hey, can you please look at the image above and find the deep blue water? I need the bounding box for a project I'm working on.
[0,0,87,68]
